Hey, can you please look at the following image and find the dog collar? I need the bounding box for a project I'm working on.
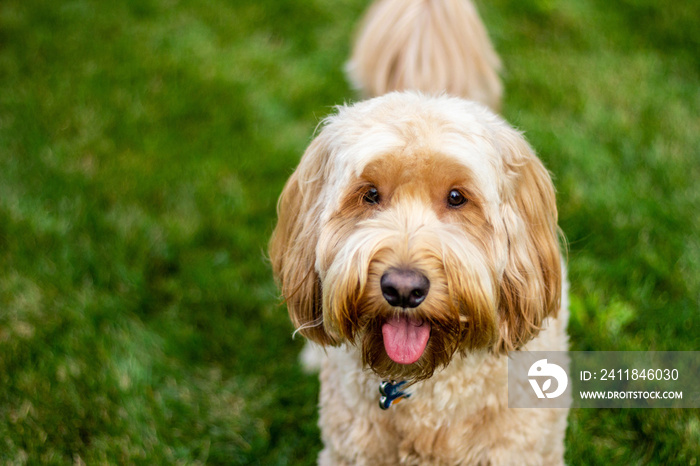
[379,380,411,410]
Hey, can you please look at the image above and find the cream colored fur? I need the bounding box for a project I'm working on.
[270,1,569,463]
[316,272,569,465]
[346,0,502,111]
[270,93,570,464]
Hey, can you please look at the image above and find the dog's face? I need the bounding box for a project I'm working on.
[270,92,561,382]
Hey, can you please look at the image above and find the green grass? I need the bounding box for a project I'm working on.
[0,0,698,463]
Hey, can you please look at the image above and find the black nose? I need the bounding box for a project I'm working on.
[380,269,430,308]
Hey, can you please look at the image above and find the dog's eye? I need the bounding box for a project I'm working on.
[447,189,468,208]
[363,186,381,205]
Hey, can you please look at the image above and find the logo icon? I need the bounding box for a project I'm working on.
[528,359,568,399]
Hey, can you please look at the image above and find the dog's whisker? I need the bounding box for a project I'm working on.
[292,317,324,340]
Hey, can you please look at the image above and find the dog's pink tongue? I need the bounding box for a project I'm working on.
[382,315,431,365]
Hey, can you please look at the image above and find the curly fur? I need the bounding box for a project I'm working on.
[269,1,568,463]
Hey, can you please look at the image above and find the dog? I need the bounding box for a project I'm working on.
[269,1,569,464]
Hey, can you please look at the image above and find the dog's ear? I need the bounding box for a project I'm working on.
[495,129,562,352]
[269,136,338,346]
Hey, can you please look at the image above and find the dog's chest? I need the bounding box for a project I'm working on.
[319,347,509,464]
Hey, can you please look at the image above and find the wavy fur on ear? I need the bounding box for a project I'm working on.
[495,127,562,352]
[346,0,502,110]
[269,136,337,346]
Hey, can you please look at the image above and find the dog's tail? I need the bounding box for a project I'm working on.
[346,0,502,111]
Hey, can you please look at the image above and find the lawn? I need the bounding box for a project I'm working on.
[0,0,698,464]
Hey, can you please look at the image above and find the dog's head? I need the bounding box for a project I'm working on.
[270,92,561,382]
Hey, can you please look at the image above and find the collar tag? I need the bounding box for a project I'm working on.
[379,380,411,410]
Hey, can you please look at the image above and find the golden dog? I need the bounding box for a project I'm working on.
[270,1,568,464]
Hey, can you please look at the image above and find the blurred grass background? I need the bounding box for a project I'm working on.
[0,0,698,463]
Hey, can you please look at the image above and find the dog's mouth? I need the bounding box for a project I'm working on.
[381,315,431,365]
